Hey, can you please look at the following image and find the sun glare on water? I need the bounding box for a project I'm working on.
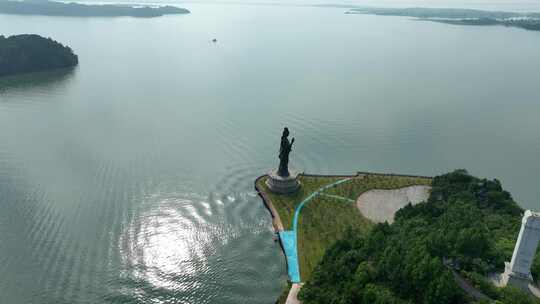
[119,195,212,292]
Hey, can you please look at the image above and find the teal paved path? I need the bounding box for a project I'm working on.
[320,193,355,203]
[281,177,352,283]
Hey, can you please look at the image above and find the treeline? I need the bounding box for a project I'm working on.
[432,18,540,31]
[0,1,190,18]
[0,34,78,77]
[349,7,540,20]
[299,170,540,303]
[348,7,540,31]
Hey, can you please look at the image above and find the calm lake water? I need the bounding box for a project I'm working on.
[1,2,540,303]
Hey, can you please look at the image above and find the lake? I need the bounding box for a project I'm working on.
[1,2,540,303]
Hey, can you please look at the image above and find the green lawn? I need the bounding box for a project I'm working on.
[297,194,371,280]
[324,174,432,200]
[257,175,344,230]
[257,173,432,286]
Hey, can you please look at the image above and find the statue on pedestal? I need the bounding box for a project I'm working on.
[266,127,300,194]
[278,127,295,177]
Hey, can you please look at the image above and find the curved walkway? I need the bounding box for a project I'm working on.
[280,177,352,283]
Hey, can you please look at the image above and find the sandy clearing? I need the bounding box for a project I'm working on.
[356,185,431,223]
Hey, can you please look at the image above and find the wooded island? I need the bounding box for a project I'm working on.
[0,34,78,77]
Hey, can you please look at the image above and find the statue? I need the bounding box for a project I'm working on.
[278,127,295,177]
[266,127,300,194]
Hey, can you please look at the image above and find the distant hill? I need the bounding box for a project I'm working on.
[347,7,540,31]
[0,0,190,18]
[0,35,78,77]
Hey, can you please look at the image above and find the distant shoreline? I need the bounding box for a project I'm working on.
[0,0,190,18]
[346,7,540,31]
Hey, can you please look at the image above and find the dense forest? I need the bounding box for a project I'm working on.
[299,170,540,303]
[0,34,78,77]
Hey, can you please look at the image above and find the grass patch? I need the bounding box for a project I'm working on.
[325,174,431,200]
[298,195,371,280]
[257,173,432,282]
[256,175,346,230]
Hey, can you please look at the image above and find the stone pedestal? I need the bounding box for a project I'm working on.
[266,170,300,194]
[501,262,533,289]
[496,262,540,297]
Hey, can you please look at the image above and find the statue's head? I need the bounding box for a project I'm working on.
[282,127,289,138]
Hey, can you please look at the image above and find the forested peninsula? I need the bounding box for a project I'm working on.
[0,35,78,77]
[299,170,540,304]
[347,7,540,31]
[0,0,190,18]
